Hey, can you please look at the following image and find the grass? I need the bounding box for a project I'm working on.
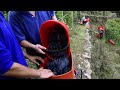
[70,24,86,70]
[70,25,85,53]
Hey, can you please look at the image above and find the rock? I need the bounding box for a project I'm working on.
[82,54,91,59]
[84,73,91,79]
[77,27,92,79]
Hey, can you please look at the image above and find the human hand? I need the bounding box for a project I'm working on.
[33,44,46,54]
[38,67,54,79]
[28,55,44,66]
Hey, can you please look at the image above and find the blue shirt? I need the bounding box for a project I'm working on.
[8,11,55,55]
[0,12,27,79]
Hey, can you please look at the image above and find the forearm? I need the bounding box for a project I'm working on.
[21,40,46,55]
[3,62,40,79]
[20,40,35,49]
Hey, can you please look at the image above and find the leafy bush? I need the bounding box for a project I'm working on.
[3,11,8,20]
[105,18,120,45]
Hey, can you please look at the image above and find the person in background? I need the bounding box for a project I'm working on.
[97,23,105,39]
[80,15,90,25]
[8,11,58,67]
[84,16,90,28]
[0,11,54,79]
[80,15,85,25]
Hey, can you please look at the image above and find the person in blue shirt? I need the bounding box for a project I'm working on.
[8,11,57,67]
[0,11,54,79]
[8,11,57,66]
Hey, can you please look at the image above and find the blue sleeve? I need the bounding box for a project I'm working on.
[0,40,14,75]
[8,11,26,43]
[51,11,55,17]
[48,11,55,19]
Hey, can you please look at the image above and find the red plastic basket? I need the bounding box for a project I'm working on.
[39,20,74,79]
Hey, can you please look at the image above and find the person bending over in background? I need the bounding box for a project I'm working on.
[97,23,105,39]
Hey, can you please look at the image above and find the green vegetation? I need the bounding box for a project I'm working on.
[70,25,85,70]
[105,18,120,45]
[3,11,8,20]
[91,24,120,79]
